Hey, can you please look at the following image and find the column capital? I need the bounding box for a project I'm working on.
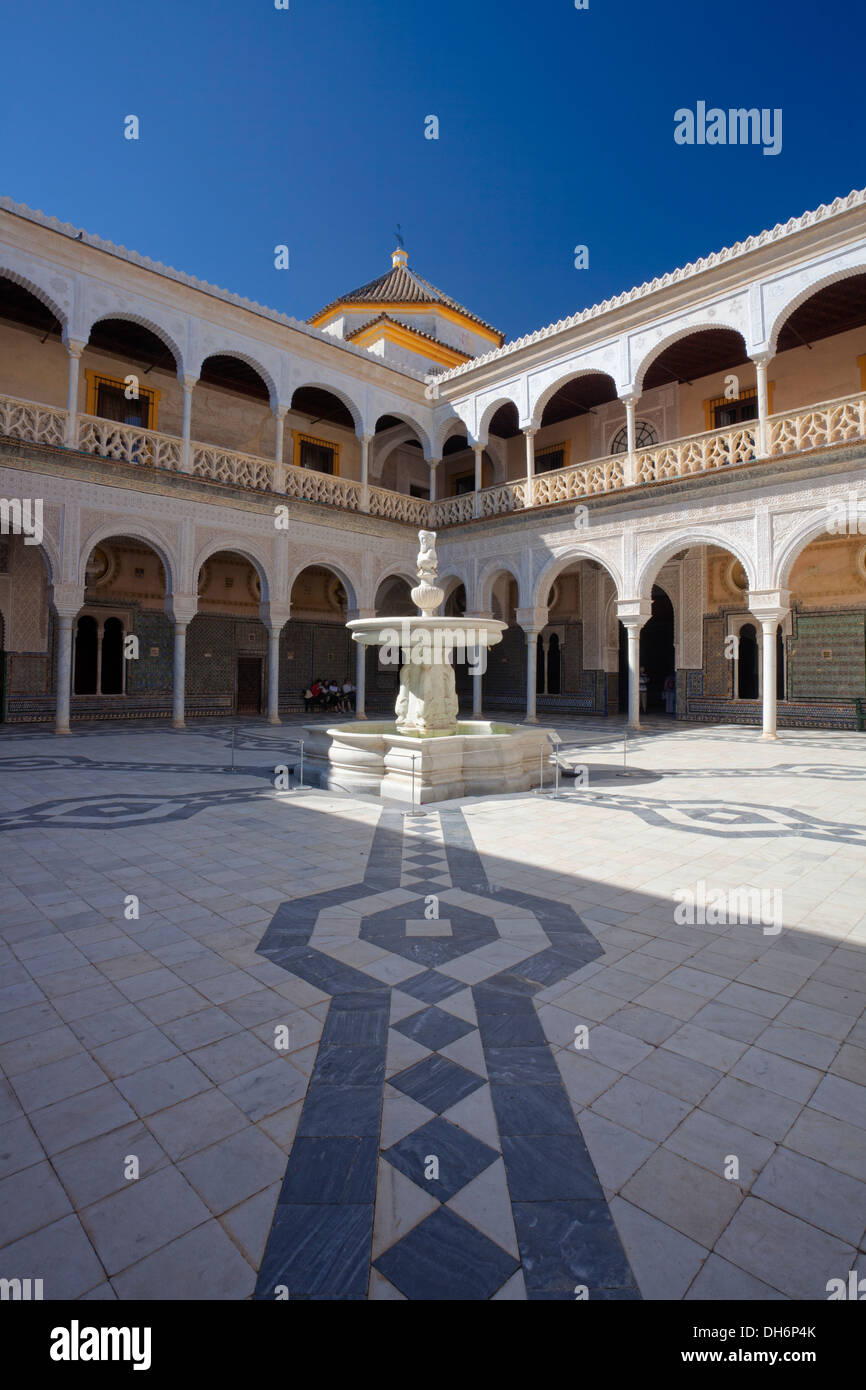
[617,597,652,627]
[358,431,374,445]
[63,338,87,358]
[260,602,291,631]
[749,589,790,623]
[515,606,548,636]
[521,424,537,438]
[182,374,199,391]
[619,390,640,407]
[164,594,198,625]
[749,351,772,367]
[274,402,289,419]
[49,584,84,619]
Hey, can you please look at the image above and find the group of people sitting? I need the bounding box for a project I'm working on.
[303,677,355,714]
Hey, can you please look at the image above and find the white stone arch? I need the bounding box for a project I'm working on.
[370,425,423,480]
[84,308,185,375]
[372,566,416,613]
[372,410,433,460]
[631,320,748,395]
[434,412,473,456]
[290,377,364,434]
[773,509,842,590]
[529,366,619,432]
[197,346,278,407]
[766,259,866,355]
[193,538,273,604]
[532,546,624,611]
[637,530,757,600]
[476,558,525,613]
[0,259,69,334]
[288,557,360,612]
[78,521,178,595]
[476,391,522,445]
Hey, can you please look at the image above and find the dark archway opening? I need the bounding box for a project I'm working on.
[639,586,676,714]
[73,615,98,694]
[547,634,561,695]
[101,617,125,694]
[738,624,759,699]
[777,624,786,701]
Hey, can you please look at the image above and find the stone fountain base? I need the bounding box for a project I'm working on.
[302,721,555,803]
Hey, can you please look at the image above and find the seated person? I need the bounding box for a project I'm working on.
[342,678,355,711]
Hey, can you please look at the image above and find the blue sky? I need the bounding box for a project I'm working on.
[2,0,864,342]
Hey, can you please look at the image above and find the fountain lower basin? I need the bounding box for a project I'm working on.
[302,720,554,803]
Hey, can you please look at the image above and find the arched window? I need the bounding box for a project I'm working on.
[610,421,658,453]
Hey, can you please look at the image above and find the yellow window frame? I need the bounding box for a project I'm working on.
[85,370,160,429]
[293,430,341,476]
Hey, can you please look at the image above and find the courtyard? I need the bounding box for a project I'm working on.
[0,714,863,1300]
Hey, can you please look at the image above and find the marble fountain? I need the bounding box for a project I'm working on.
[303,531,553,803]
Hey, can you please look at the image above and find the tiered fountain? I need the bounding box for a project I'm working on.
[303,531,553,802]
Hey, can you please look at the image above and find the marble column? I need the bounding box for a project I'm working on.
[267,626,282,725]
[360,434,372,512]
[64,340,86,447]
[473,444,484,517]
[273,406,288,491]
[428,458,440,502]
[181,375,197,473]
[172,622,188,730]
[54,614,74,734]
[523,427,537,507]
[622,393,638,486]
[752,355,771,457]
[524,631,539,723]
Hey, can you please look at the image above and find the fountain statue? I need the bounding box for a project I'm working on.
[302,530,553,802]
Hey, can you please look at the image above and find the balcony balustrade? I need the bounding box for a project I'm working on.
[2,389,866,529]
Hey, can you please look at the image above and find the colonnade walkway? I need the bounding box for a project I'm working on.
[0,716,863,1298]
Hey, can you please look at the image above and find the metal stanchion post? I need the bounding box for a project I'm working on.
[231,726,236,774]
[404,750,425,818]
[298,740,304,789]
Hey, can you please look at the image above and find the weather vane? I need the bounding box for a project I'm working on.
[394,223,405,249]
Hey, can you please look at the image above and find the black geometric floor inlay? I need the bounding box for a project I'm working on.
[254,805,640,1300]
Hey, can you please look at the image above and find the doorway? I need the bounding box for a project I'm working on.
[236,657,263,714]
[639,586,676,714]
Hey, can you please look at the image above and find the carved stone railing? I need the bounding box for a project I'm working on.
[636,424,756,483]
[0,394,67,448]
[5,390,866,527]
[534,456,625,504]
[478,480,528,516]
[767,392,866,454]
[430,494,474,526]
[368,486,431,525]
[78,415,184,470]
[192,443,273,490]
[284,463,362,509]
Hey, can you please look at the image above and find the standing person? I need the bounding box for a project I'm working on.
[639,666,649,715]
[663,672,676,715]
